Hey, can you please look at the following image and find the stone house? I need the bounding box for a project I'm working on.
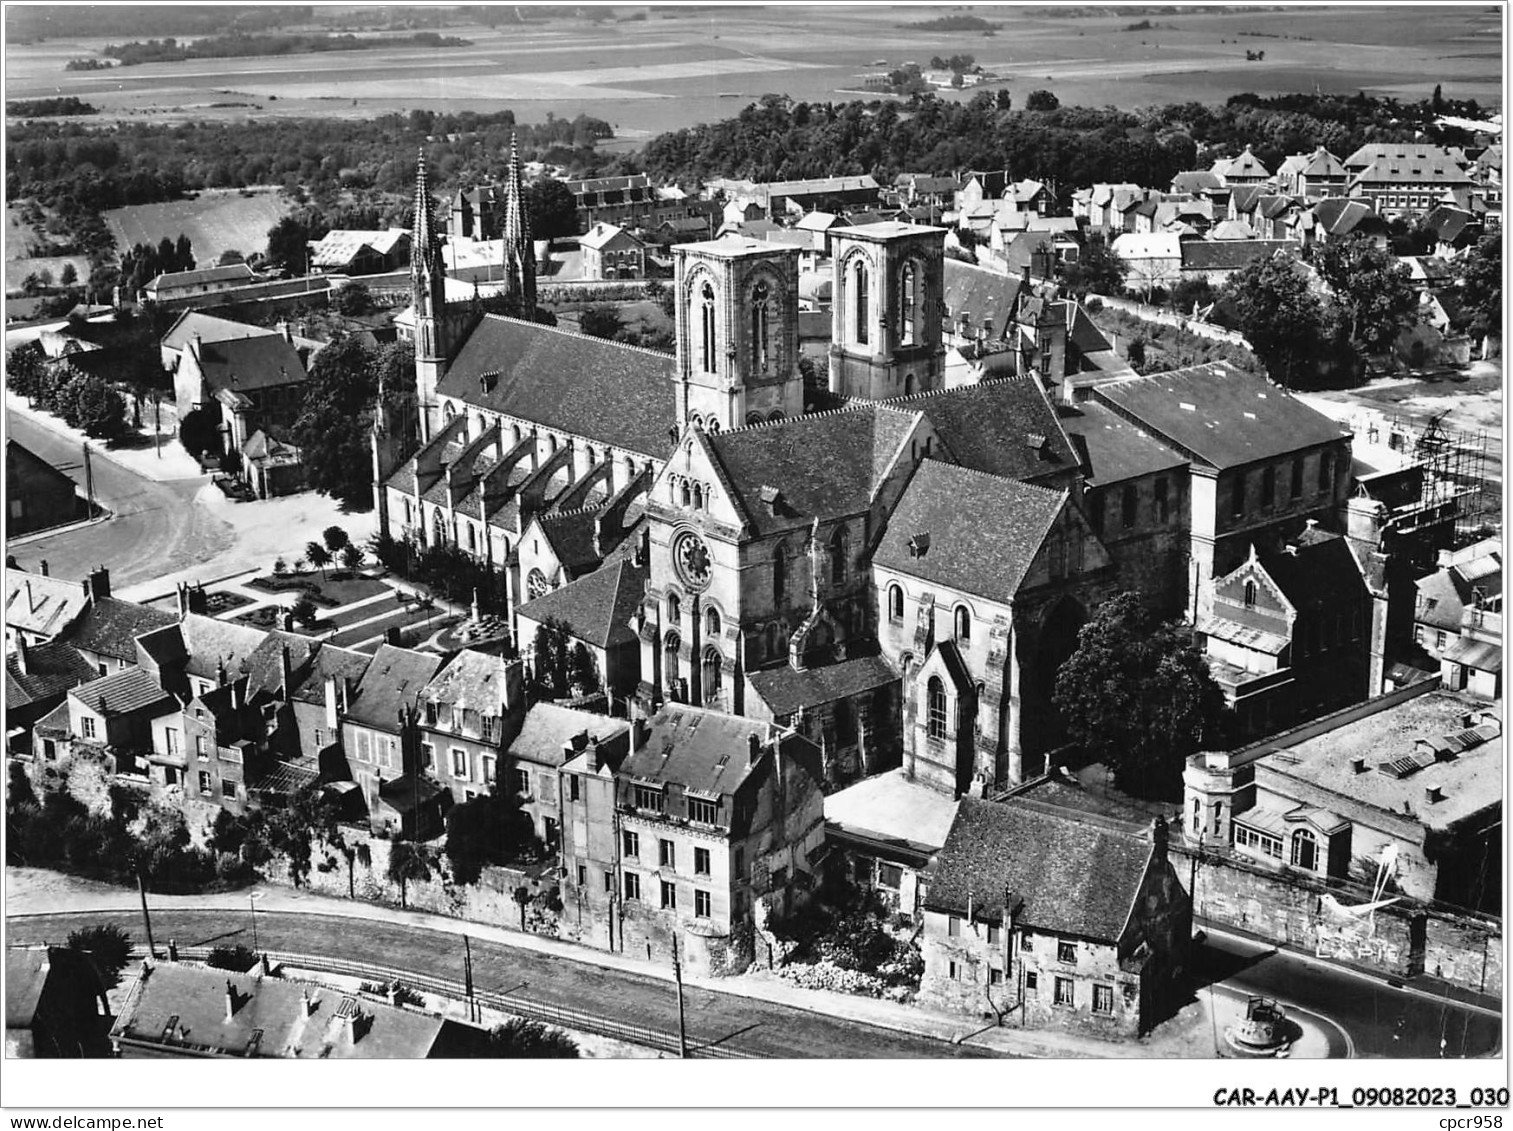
[579,222,647,281]
[414,648,525,807]
[31,667,178,793]
[340,644,445,828]
[556,713,636,946]
[171,332,309,470]
[918,798,1191,1038]
[507,702,628,851]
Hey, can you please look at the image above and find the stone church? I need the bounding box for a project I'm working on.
[376,154,1357,798]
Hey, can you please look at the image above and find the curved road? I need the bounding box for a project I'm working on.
[6,408,233,590]
[8,909,997,1059]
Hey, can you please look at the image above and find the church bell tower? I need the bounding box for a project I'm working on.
[411,150,450,443]
[673,236,804,433]
[501,131,537,318]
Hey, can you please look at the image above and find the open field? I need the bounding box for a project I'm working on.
[3,6,1499,138]
[103,188,290,263]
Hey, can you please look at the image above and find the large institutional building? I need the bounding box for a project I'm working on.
[376,156,1359,798]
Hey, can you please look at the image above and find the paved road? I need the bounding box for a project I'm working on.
[5,409,232,589]
[7,909,998,1059]
[1196,929,1501,1059]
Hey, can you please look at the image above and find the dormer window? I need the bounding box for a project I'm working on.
[908,533,930,558]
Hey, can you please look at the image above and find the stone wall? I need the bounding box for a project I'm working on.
[1175,844,1501,996]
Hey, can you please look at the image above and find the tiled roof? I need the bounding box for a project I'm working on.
[1059,401,1187,487]
[621,703,789,796]
[70,666,176,717]
[704,406,915,538]
[889,378,1077,486]
[1093,362,1348,470]
[1311,197,1382,236]
[308,228,409,267]
[1173,171,1224,194]
[292,643,372,706]
[417,648,512,713]
[508,702,629,769]
[1443,636,1502,673]
[516,556,647,649]
[747,653,898,717]
[1352,158,1474,188]
[5,641,98,708]
[537,509,603,576]
[345,644,444,731]
[942,258,1025,339]
[63,597,177,662]
[5,571,90,640]
[874,460,1066,603]
[110,962,444,1058]
[580,222,638,251]
[175,613,270,682]
[925,797,1155,941]
[1344,142,1468,170]
[147,264,255,292]
[192,334,308,395]
[1180,240,1297,271]
[241,631,318,700]
[437,315,676,460]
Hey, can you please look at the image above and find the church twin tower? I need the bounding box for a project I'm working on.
[411,145,947,441]
[671,219,946,431]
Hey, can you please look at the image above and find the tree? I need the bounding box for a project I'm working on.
[59,261,78,286]
[578,304,623,341]
[322,525,351,553]
[1025,89,1059,112]
[1311,232,1418,368]
[265,213,321,272]
[174,232,194,271]
[445,791,537,884]
[179,406,222,460]
[66,924,131,988]
[525,177,578,241]
[218,249,246,265]
[338,543,364,574]
[387,840,431,910]
[1220,255,1331,389]
[1053,592,1231,800]
[474,1017,579,1058]
[1460,232,1501,341]
[289,334,396,505]
[6,340,48,399]
[206,944,258,971]
[70,374,128,439]
[305,540,332,580]
[532,618,573,698]
[335,281,374,316]
[1059,231,1127,299]
[569,642,599,694]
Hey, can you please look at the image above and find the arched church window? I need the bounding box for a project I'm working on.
[703,646,723,702]
[746,412,763,426]
[693,484,704,509]
[927,677,947,739]
[681,481,692,508]
[767,410,784,423]
[667,593,682,625]
[586,447,597,465]
[511,424,522,445]
[830,525,849,585]
[955,605,971,643]
[852,257,869,347]
[706,419,720,435]
[1244,580,1257,608]
[432,509,448,547]
[888,584,904,623]
[904,374,916,396]
[664,631,682,694]
[443,401,457,421]
[700,281,717,373]
[751,279,771,370]
[547,434,558,453]
[705,606,722,639]
[899,261,918,347]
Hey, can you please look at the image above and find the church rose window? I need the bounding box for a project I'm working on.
[526,569,549,600]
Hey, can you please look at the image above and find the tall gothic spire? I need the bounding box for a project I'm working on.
[411,148,444,304]
[501,131,537,316]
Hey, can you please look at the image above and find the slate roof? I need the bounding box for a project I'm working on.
[5,571,90,641]
[292,643,372,706]
[1259,530,1368,612]
[1093,362,1348,470]
[943,259,1027,339]
[516,556,647,649]
[110,962,445,1058]
[1344,143,1468,170]
[192,334,308,394]
[1172,171,1224,194]
[1059,401,1187,488]
[344,644,444,731]
[308,228,409,268]
[579,222,640,251]
[437,315,677,460]
[1311,197,1383,236]
[1228,185,1266,215]
[925,797,1155,941]
[70,666,176,718]
[621,704,787,796]
[747,653,899,717]
[1351,157,1474,189]
[1180,240,1297,271]
[890,378,1077,486]
[874,461,1066,603]
[376,772,449,814]
[704,406,916,538]
[63,597,177,663]
[5,641,98,708]
[536,508,603,577]
[241,631,318,700]
[174,613,269,682]
[509,702,630,769]
[417,648,511,713]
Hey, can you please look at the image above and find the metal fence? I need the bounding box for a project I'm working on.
[129,945,751,1059]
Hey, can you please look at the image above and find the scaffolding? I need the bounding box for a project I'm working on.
[1355,408,1494,558]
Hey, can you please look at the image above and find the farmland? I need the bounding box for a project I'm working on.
[103,188,291,264]
[2,6,1500,141]
[3,206,91,292]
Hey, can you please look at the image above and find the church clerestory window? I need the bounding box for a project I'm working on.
[751,280,771,370]
[700,281,717,373]
[852,258,869,347]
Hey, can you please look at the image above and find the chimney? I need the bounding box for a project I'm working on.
[231,678,243,711]
[1352,757,1368,775]
[39,559,49,577]
[746,732,762,769]
[386,626,402,646]
[1304,518,1319,532]
[277,320,293,343]
[631,715,650,751]
[1425,785,1444,805]
[177,583,191,619]
[225,980,239,1021]
[12,636,27,676]
[1152,815,1169,861]
[324,675,341,730]
[302,989,318,1017]
[217,658,229,688]
[280,643,293,697]
[87,566,110,599]
[282,612,295,632]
